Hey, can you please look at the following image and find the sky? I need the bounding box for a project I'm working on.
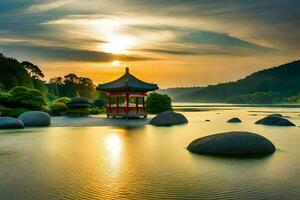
[0,0,299,88]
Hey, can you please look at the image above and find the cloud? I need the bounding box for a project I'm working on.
[27,0,73,12]
[0,44,153,62]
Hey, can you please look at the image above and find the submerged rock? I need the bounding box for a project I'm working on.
[18,111,51,126]
[150,111,188,126]
[267,114,283,118]
[227,117,242,123]
[255,116,295,126]
[0,117,24,129]
[187,131,275,157]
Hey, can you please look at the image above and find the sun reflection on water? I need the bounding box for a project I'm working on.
[104,133,123,174]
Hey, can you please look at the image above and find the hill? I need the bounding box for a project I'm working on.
[163,60,300,103]
[158,87,202,100]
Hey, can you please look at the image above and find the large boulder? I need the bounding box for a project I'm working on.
[18,111,51,126]
[255,116,295,126]
[187,132,275,157]
[150,111,188,126]
[227,117,242,123]
[0,117,24,129]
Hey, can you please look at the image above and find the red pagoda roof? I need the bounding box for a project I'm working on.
[96,67,159,92]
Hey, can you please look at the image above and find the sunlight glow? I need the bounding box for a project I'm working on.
[102,35,135,54]
[112,60,122,66]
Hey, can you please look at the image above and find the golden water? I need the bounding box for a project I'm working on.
[0,107,300,199]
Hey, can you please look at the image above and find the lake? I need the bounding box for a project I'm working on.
[1,106,300,199]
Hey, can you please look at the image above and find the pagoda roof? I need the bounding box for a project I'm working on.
[96,67,159,92]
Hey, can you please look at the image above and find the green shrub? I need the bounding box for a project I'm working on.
[7,108,29,118]
[0,105,10,116]
[0,86,47,110]
[89,108,105,115]
[146,93,172,114]
[53,97,70,104]
[50,102,68,116]
[93,97,107,108]
[49,97,70,116]
[0,90,10,105]
[287,94,300,103]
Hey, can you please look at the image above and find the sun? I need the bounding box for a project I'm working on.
[102,35,135,54]
[112,60,122,66]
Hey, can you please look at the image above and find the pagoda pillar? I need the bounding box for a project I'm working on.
[116,97,119,114]
[126,93,129,114]
[108,96,112,115]
[136,97,139,114]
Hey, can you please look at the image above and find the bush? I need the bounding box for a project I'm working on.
[89,108,105,115]
[50,102,68,116]
[0,86,47,110]
[53,97,70,104]
[7,108,29,118]
[93,97,107,108]
[0,105,10,116]
[287,94,300,103]
[49,97,70,116]
[146,93,172,114]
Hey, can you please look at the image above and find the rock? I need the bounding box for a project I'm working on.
[227,117,242,123]
[18,111,51,126]
[150,111,188,126]
[187,131,275,157]
[0,117,24,129]
[205,119,210,122]
[66,97,91,108]
[267,114,283,118]
[66,97,91,115]
[255,116,295,126]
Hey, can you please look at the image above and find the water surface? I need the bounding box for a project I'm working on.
[1,107,300,199]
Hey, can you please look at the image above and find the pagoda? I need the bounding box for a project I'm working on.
[96,67,158,118]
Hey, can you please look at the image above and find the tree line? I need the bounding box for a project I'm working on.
[0,53,97,100]
[167,60,300,103]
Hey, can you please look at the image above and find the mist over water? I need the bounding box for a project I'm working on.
[0,106,300,200]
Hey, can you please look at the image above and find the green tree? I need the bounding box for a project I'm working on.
[146,93,172,114]
[21,61,44,79]
[0,54,33,90]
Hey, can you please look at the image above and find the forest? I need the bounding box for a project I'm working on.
[0,53,102,117]
[0,53,98,101]
[161,60,300,103]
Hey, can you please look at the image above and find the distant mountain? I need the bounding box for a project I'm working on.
[161,60,300,103]
[158,87,202,100]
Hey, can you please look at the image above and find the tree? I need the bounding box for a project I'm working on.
[146,93,172,114]
[21,61,44,79]
[225,92,281,104]
[0,54,33,90]
[64,73,79,84]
